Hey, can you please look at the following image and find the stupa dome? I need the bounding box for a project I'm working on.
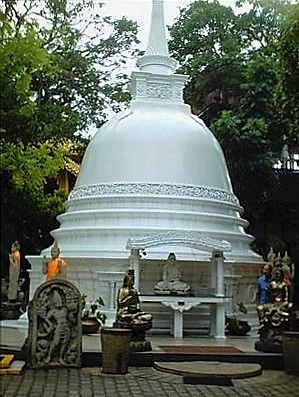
[51,0,261,263]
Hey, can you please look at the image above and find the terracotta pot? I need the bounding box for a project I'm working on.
[226,319,251,336]
[82,319,100,334]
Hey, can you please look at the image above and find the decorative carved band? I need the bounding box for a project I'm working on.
[69,182,239,205]
[126,231,232,252]
[131,73,186,102]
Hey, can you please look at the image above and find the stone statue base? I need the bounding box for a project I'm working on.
[154,290,191,296]
[113,321,152,352]
[255,327,284,353]
[255,339,282,353]
[0,301,22,320]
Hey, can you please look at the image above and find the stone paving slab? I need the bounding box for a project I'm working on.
[154,361,262,379]
[1,367,299,397]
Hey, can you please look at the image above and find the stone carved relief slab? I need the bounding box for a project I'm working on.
[131,73,186,102]
[27,279,82,368]
[69,182,239,206]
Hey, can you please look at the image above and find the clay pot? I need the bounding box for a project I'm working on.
[82,318,100,334]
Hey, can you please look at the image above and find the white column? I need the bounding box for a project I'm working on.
[215,303,226,339]
[216,250,224,297]
[95,271,124,310]
[129,248,141,290]
[210,251,217,295]
[210,304,216,336]
[173,310,183,338]
[26,256,46,300]
[161,301,200,339]
[224,274,242,314]
[109,281,116,309]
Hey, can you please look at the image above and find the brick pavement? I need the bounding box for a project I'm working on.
[1,367,299,397]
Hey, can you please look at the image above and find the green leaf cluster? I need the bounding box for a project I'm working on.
[0,0,139,257]
[169,0,298,227]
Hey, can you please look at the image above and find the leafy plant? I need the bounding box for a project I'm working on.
[225,302,251,336]
[81,294,107,325]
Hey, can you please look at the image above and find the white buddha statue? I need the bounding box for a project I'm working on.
[154,253,191,295]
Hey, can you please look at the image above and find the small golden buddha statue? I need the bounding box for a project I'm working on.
[116,269,152,328]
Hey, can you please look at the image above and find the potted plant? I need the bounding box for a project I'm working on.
[81,294,107,334]
[225,302,251,336]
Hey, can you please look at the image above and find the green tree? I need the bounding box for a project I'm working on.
[276,2,299,149]
[169,0,297,251]
[0,0,139,259]
[169,0,245,117]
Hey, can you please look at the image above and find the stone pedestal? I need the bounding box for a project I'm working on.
[101,327,132,374]
[283,332,299,374]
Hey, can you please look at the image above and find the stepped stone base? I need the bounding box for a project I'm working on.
[154,361,262,383]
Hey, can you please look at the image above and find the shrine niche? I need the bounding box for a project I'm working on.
[27,279,82,368]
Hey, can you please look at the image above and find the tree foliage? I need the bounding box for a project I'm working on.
[0,0,139,258]
[276,2,299,147]
[169,0,298,240]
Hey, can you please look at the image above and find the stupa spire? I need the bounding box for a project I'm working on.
[137,0,177,75]
[146,0,169,56]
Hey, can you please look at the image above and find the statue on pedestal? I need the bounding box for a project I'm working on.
[256,266,293,352]
[43,241,66,282]
[281,251,295,302]
[8,241,21,301]
[0,241,22,320]
[154,253,191,295]
[27,279,82,368]
[114,268,152,352]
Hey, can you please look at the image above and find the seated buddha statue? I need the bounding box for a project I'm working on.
[154,253,191,295]
[115,269,152,330]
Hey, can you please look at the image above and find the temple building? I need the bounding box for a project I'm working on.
[27,0,263,338]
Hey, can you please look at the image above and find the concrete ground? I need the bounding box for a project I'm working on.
[1,367,299,397]
[83,333,259,352]
[1,325,297,397]
[0,318,259,353]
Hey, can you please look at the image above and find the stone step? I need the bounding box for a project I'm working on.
[154,361,262,384]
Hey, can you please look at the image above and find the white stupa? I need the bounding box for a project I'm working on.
[51,0,259,263]
[27,0,262,336]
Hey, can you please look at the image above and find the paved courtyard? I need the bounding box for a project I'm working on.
[1,367,299,397]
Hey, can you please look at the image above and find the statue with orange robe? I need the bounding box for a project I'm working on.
[43,241,66,281]
[8,241,21,301]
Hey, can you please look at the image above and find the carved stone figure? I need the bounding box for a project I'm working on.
[256,267,293,352]
[0,241,22,319]
[43,241,66,281]
[114,269,152,352]
[27,279,82,368]
[266,247,276,266]
[265,248,294,303]
[8,241,21,301]
[154,253,191,295]
[281,251,295,302]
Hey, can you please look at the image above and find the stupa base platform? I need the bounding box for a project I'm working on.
[154,361,262,385]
